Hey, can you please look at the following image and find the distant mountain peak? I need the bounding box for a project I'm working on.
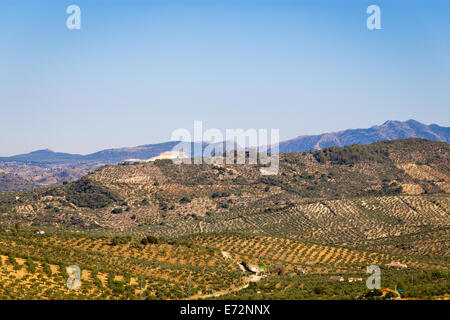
[278,119,449,153]
[32,148,54,153]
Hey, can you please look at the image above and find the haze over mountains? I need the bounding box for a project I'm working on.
[1,120,449,165]
[277,119,449,153]
[0,119,448,191]
[0,142,186,165]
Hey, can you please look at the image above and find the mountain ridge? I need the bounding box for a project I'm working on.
[2,120,448,165]
[276,119,449,153]
[0,120,448,191]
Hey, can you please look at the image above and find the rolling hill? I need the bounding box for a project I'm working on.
[0,138,448,300]
[1,138,448,243]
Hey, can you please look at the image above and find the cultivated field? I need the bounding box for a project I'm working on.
[0,139,448,300]
[0,230,242,300]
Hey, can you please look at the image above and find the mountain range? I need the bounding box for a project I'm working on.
[0,119,448,191]
[277,119,449,153]
[1,119,448,165]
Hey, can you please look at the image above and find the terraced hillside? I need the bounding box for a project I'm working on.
[198,234,449,300]
[0,227,447,300]
[214,268,449,300]
[0,229,242,299]
[0,139,448,299]
[192,233,448,273]
[0,139,448,245]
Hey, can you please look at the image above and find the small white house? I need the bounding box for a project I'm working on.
[248,264,265,276]
[330,276,345,282]
[35,230,45,235]
[296,268,307,274]
[249,265,259,273]
[385,261,408,268]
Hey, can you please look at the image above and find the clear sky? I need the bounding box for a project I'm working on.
[0,0,449,156]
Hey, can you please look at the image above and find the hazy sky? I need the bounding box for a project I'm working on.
[0,0,449,156]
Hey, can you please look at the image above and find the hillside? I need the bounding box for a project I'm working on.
[0,138,448,300]
[0,138,448,246]
[0,163,96,192]
[0,224,447,300]
[0,172,37,192]
[0,229,242,300]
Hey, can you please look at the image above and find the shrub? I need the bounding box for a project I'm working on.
[111,236,132,246]
[141,235,159,245]
[180,197,192,204]
[42,262,52,277]
[25,257,36,273]
[108,275,124,295]
[272,263,286,276]
[65,178,121,209]
[313,286,325,295]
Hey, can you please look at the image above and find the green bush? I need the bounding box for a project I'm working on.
[141,235,159,245]
[25,257,36,273]
[65,177,121,209]
[180,197,192,204]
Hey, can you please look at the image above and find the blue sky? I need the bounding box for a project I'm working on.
[0,0,449,156]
